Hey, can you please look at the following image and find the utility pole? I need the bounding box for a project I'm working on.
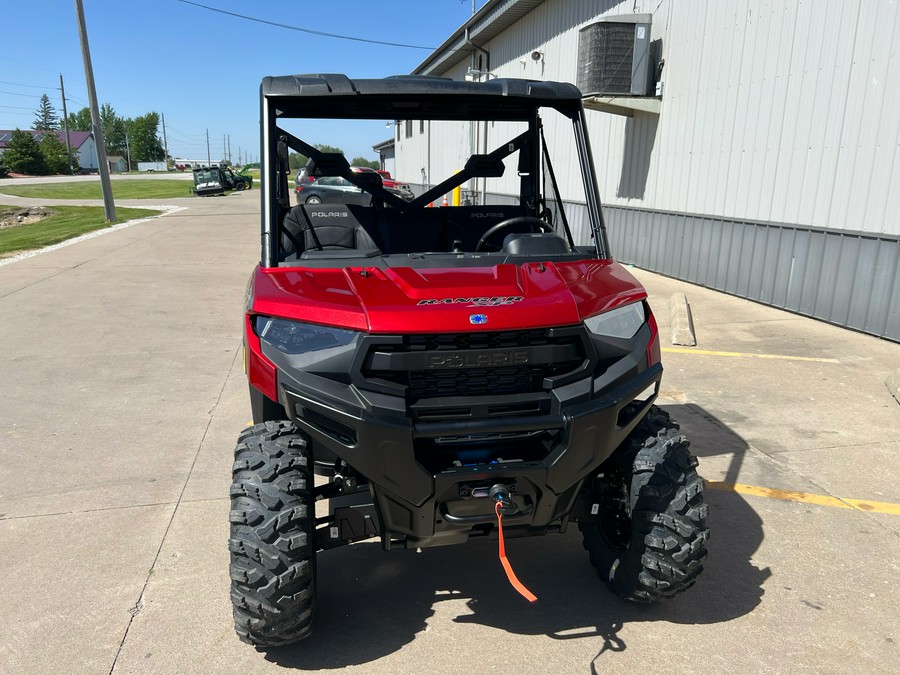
[161,112,169,167]
[124,133,131,172]
[206,128,211,167]
[227,135,231,164]
[223,134,226,164]
[74,0,115,222]
[59,73,74,174]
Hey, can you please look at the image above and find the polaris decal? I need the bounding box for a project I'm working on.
[417,296,524,307]
[427,351,529,368]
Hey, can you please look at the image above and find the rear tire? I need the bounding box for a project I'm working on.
[578,406,709,602]
[305,196,322,205]
[229,422,315,645]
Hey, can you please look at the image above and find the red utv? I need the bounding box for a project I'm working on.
[230,74,709,646]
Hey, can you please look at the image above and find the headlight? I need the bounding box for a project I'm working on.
[584,302,645,339]
[256,316,357,354]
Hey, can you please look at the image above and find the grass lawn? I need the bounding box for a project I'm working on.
[0,179,195,200]
[0,205,161,256]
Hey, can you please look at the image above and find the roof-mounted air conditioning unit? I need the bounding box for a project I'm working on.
[577,14,652,97]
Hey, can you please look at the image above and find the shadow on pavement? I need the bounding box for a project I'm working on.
[262,404,770,671]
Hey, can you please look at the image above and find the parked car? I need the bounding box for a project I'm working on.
[294,166,412,205]
[295,175,370,205]
[375,169,415,200]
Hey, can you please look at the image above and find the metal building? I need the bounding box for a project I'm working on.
[398,0,900,341]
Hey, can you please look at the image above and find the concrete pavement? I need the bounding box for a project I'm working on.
[0,190,898,674]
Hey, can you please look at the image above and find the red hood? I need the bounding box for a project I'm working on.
[250,260,646,333]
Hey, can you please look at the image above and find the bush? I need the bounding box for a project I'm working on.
[3,129,47,175]
[40,131,74,175]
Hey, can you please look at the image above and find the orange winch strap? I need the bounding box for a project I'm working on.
[495,501,538,602]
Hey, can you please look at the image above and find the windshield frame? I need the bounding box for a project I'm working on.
[259,76,610,267]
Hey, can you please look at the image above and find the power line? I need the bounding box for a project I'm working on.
[0,104,35,110]
[176,0,438,50]
[0,79,55,90]
[165,125,207,138]
[0,90,44,98]
[0,56,59,75]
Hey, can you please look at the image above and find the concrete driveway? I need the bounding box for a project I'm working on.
[0,190,898,674]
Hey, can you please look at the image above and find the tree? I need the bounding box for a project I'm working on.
[315,143,343,155]
[351,156,380,170]
[67,107,93,132]
[32,94,58,131]
[288,151,307,171]
[124,112,165,164]
[40,131,76,174]
[100,103,126,156]
[2,129,48,175]
[289,145,344,172]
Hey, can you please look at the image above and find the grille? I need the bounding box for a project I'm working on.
[405,329,557,351]
[362,328,585,399]
[408,365,539,398]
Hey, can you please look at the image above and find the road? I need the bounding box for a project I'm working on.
[0,190,898,674]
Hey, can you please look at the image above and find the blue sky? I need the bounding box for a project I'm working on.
[1,1,487,163]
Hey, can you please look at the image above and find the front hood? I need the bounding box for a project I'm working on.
[250,261,646,333]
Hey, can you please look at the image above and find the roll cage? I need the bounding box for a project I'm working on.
[259,74,610,267]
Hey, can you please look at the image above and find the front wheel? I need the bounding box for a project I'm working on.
[578,406,709,602]
[235,181,246,191]
[229,422,315,645]
[305,196,322,205]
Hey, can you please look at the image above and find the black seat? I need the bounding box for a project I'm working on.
[502,232,571,255]
[282,205,380,256]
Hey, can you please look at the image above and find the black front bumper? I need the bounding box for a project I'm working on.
[277,358,661,547]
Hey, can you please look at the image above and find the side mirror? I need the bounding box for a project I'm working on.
[464,154,505,178]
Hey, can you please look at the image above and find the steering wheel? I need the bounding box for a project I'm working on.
[475,216,553,252]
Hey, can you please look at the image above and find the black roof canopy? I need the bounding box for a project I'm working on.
[261,74,584,121]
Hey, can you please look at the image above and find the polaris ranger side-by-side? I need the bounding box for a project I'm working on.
[230,74,709,646]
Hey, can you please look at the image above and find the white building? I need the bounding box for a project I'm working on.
[398,0,900,341]
[0,130,98,171]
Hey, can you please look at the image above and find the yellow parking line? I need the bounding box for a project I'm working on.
[662,347,839,364]
[706,481,900,515]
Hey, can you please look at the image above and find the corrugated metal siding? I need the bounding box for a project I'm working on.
[606,206,900,340]
[633,0,900,236]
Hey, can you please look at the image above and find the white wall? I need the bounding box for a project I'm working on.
[405,0,900,236]
[76,136,98,170]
